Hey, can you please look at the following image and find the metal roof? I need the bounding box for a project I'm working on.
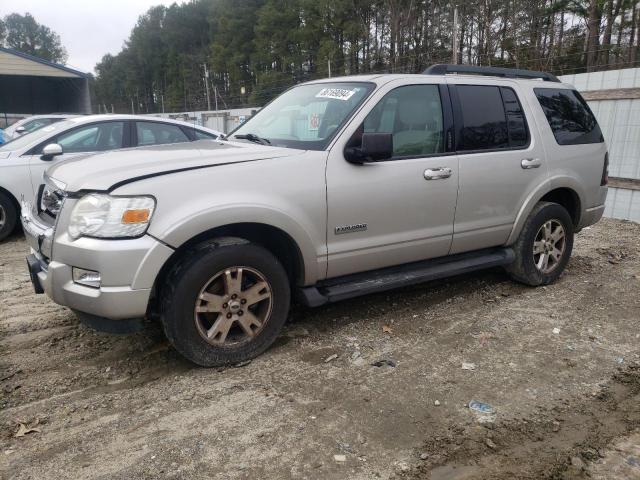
[0,47,89,78]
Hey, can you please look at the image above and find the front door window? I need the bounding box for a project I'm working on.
[362,84,444,157]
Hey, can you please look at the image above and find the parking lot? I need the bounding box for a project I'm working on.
[1,218,639,479]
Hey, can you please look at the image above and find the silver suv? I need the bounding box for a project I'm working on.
[22,65,608,367]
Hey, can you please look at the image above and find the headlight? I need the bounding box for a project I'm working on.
[68,194,155,239]
[40,178,67,216]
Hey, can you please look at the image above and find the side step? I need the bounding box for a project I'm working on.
[298,247,515,307]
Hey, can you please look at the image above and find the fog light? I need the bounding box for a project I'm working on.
[72,267,101,288]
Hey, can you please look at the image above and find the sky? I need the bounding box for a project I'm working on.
[2,0,188,74]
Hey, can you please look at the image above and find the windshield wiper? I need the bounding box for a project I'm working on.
[233,133,271,145]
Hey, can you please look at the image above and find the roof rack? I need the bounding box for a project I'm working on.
[423,64,560,82]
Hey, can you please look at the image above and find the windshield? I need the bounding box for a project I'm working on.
[0,119,75,152]
[231,82,374,150]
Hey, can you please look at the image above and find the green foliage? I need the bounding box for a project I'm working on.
[93,0,640,113]
[1,13,67,63]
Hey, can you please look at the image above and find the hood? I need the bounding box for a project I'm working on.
[47,140,302,193]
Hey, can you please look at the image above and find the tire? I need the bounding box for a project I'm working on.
[160,238,291,367]
[0,192,18,242]
[506,201,574,286]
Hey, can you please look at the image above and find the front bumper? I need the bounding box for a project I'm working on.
[21,202,173,321]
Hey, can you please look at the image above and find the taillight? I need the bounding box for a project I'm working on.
[601,152,609,186]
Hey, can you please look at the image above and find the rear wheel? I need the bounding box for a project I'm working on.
[0,192,17,242]
[160,238,290,367]
[506,202,574,286]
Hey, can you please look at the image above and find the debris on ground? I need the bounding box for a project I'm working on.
[370,359,396,368]
[14,423,41,438]
[233,360,252,368]
[468,400,495,415]
[324,354,338,363]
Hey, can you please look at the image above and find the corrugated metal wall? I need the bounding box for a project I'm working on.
[559,69,640,222]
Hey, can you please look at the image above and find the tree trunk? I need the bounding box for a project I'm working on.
[586,0,602,72]
[615,4,625,66]
[500,0,509,61]
[601,0,623,68]
[629,3,638,65]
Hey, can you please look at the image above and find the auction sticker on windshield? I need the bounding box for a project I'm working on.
[316,88,356,101]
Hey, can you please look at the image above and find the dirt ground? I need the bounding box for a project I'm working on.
[1,218,639,480]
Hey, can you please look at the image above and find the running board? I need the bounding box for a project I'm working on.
[298,247,515,307]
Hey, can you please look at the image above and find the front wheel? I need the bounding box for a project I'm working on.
[160,238,291,367]
[506,202,574,286]
[0,192,17,242]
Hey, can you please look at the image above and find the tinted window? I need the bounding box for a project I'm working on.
[501,87,528,147]
[535,88,603,145]
[194,129,218,140]
[136,122,190,146]
[363,84,444,157]
[457,85,509,150]
[56,122,124,153]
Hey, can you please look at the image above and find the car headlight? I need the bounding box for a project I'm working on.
[41,184,64,216]
[68,194,155,239]
[40,177,68,216]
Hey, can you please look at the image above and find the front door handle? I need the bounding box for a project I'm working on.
[424,167,453,180]
[521,158,541,169]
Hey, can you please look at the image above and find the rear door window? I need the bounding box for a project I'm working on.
[456,85,509,151]
[534,88,603,145]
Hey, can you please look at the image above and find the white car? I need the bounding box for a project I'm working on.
[3,114,73,141]
[0,114,223,240]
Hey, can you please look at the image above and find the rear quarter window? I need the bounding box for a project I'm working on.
[534,88,603,145]
[193,129,218,140]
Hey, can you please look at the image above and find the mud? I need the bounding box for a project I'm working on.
[1,218,639,479]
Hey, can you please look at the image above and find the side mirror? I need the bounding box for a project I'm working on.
[41,143,63,161]
[344,133,393,163]
[15,126,26,134]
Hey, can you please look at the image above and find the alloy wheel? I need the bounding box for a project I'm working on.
[194,266,273,345]
[533,219,566,274]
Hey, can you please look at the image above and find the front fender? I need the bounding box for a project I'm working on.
[148,204,324,285]
[111,151,329,285]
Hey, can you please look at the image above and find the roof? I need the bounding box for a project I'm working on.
[303,66,574,89]
[424,64,560,82]
[64,114,222,133]
[302,73,574,90]
[0,47,89,78]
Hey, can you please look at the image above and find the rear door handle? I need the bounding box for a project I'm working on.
[521,158,541,169]
[424,167,452,180]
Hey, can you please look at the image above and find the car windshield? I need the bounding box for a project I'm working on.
[231,82,374,150]
[0,119,76,152]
